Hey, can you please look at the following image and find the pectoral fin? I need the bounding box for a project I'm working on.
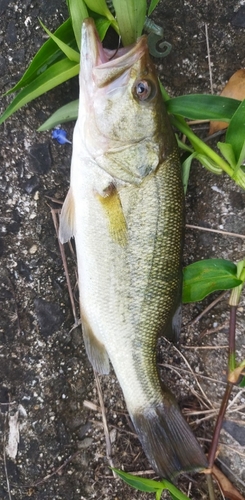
[81,311,110,375]
[59,188,75,243]
[97,187,127,246]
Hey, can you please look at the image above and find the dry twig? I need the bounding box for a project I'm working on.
[189,291,228,326]
[94,371,115,471]
[186,224,245,240]
[3,414,12,500]
[205,23,213,94]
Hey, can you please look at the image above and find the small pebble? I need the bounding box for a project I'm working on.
[29,244,38,254]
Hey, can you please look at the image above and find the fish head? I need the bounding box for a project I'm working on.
[78,18,175,183]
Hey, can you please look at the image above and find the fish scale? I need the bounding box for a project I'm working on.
[59,17,207,479]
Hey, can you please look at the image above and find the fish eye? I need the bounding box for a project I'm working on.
[133,79,155,101]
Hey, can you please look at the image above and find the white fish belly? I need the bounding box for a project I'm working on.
[73,158,182,413]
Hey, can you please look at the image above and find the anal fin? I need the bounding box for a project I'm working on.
[81,311,110,375]
[59,188,75,243]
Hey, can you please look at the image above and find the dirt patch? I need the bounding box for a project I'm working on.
[0,0,245,499]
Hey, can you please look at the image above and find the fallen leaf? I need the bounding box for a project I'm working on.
[5,404,27,460]
[6,410,20,459]
[209,69,245,134]
[212,464,245,500]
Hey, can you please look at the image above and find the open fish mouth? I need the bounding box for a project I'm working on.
[81,18,149,88]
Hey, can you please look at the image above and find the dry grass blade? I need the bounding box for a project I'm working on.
[186,224,245,240]
[189,291,228,326]
[198,321,229,340]
[227,389,245,411]
[83,400,101,412]
[184,345,229,350]
[94,371,115,472]
[161,362,228,386]
[171,341,214,408]
[3,414,12,500]
[205,23,213,94]
[30,451,83,488]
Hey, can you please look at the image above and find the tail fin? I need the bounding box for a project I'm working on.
[130,400,207,479]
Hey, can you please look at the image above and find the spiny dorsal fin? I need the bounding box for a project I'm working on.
[81,310,110,375]
[59,188,75,243]
[97,185,127,246]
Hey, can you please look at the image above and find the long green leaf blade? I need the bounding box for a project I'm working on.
[166,95,240,121]
[226,99,245,164]
[39,20,80,63]
[181,152,197,194]
[217,142,237,169]
[67,0,88,49]
[84,0,115,19]
[113,469,190,499]
[0,59,79,125]
[94,17,113,41]
[237,140,245,170]
[38,100,79,131]
[112,469,162,493]
[183,259,242,303]
[4,18,76,94]
[148,0,161,16]
[112,0,147,45]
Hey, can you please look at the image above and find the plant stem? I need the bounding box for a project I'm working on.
[171,116,234,178]
[208,299,238,468]
[206,474,216,500]
[228,305,237,373]
[208,382,233,469]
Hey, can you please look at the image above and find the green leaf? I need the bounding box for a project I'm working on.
[181,151,197,194]
[166,95,240,121]
[112,469,163,493]
[183,259,242,303]
[112,0,147,45]
[164,480,192,499]
[4,18,77,94]
[196,153,223,174]
[113,469,189,499]
[231,167,245,190]
[236,140,245,171]
[0,59,79,125]
[226,100,245,165]
[217,142,237,169]
[94,17,113,41]
[67,0,88,49]
[159,81,170,102]
[177,137,193,153]
[148,0,161,16]
[39,19,80,63]
[84,0,115,19]
[236,259,245,279]
[239,376,245,387]
[38,99,79,130]
[156,490,162,500]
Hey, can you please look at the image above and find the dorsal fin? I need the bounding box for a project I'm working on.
[59,188,75,243]
[97,186,127,246]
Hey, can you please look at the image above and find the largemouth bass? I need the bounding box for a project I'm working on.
[59,18,207,479]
